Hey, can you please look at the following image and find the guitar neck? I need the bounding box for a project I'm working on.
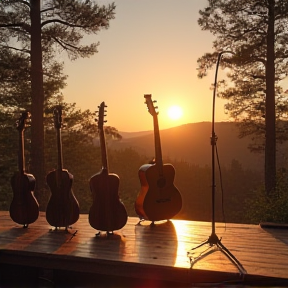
[56,127,63,171]
[99,127,108,171]
[153,114,164,174]
[18,130,25,174]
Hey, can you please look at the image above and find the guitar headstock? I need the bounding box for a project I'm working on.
[97,101,107,129]
[144,94,158,117]
[16,111,30,132]
[53,106,63,130]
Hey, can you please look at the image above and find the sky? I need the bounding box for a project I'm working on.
[60,0,230,132]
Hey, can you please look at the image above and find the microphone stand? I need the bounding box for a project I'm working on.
[187,51,246,276]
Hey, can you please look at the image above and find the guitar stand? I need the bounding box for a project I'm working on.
[136,218,145,226]
[95,231,114,237]
[50,226,73,233]
[136,219,170,227]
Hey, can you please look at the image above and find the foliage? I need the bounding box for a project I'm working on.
[0,49,31,112]
[1,119,264,224]
[172,158,262,223]
[0,42,68,204]
[197,0,288,193]
[52,148,265,223]
[0,0,116,58]
[0,112,18,210]
[0,47,67,114]
[0,0,116,196]
[245,169,288,224]
[108,148,150,217]
[197,0,288,140]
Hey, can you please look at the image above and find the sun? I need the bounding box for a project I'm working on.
[167,105,183,120]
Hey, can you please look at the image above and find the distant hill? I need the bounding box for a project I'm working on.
[118,130,152,139]
[114,122,265,171]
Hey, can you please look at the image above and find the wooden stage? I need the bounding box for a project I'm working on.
[1,211,288,287]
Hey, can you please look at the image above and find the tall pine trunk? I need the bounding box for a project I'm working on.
[30,0,45,208]
[265,0,276,195]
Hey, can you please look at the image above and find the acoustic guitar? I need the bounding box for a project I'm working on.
[10,112,39,228]
[135,94,182,221]
[88,102,128,233]
[46,106,80,229]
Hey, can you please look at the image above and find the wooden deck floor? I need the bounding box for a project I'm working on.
[1,211,288,287]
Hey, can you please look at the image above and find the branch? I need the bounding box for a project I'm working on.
[51,36,77,52]
[0,44,30,54]
[41,19,90,29]
[0,23,31,33]
[41,7,58,14]
[0,23,23,28]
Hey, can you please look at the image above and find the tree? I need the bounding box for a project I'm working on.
[0,0,116,199]
[197,0,288,195]
[0,39,69,203]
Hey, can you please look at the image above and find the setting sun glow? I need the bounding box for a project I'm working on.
[167,105,183,120]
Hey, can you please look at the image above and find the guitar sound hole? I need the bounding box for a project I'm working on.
[157,178,166,188]
[156,198,171,203]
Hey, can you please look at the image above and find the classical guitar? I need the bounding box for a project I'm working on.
[46,106,80,228]
[88,102,128,233]
[9,112,39,228]
[135,94,182,221]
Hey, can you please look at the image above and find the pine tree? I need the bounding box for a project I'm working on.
[0,0,116,199]
[197,0,288,195]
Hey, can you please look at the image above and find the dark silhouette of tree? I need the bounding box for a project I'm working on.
[197,0,288,195]
[0,44,68,207]
[0,0,116,198]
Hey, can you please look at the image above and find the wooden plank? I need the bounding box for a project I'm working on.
[1,211,288,286]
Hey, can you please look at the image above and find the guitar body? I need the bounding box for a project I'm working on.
[10,171,39,226]
[46,169,79,227]
[89,169,128,232]
[9,111,39,227]
[135,94,182,222]
[88,102,127,233]
[46,106,80,228]
[135,162,182,222]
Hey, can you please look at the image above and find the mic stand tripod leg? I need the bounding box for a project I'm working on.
[215,238,246,276]
[187,232,246,277]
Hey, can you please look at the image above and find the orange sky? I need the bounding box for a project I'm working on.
[60,0,231,132]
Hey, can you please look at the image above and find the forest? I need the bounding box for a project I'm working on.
[0,120,264,225]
